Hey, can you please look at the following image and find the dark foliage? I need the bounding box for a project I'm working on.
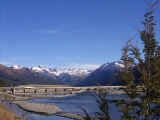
[83,1,160,120]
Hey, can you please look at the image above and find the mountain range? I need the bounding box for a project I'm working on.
[0,61,124,86]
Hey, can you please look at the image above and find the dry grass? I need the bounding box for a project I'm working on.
[0,104,21,120]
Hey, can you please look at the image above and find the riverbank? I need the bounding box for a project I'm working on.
[14,100,85,120]
[0,93,27,120]
[13,101,61,115]
[1,92,86,120]
[0,103,22,120]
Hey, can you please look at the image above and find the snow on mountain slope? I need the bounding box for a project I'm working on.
[11,65,23,70]
[31,66,55,74]
[10,62,124,78]
[99,61,124,71]
[11,64,99,77]
[80,61,124,86]
[8,62,125,86]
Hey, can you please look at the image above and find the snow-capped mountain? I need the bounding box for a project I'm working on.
[29,64,99,76]
[11,65,24,70]
[99,61,124,71]
[79,61,124,86]
[10,64,99,85]
[0,61,125,86]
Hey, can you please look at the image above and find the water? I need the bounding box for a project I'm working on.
[28,114,72,120]
[30,92,100,114]
[10,92,123,120]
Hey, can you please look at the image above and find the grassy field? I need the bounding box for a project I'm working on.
[0,104,21,120]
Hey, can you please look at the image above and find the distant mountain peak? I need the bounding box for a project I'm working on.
[11,65,23,70]
[99,61,124,71]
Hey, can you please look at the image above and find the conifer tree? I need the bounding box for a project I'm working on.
[118,1,160,119]
[83,1,160,120]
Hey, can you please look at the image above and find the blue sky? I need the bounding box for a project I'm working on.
[0,0,159,67]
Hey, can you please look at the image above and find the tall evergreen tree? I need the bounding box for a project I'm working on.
[118,2,160,119]
[83,1,160,120]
